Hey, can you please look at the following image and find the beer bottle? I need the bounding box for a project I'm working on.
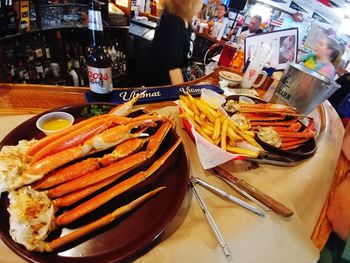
[86,0,113,101]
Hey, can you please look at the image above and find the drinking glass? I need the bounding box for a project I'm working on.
[218,43,236,68]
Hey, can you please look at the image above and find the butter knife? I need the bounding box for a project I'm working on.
[213,166,294,217]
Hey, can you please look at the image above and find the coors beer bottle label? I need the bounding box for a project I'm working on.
[87,66,112,94]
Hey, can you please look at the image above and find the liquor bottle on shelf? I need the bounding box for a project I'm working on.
[27,62,38,83]
[5,0,18,36]
[108,40,127,79]
[35,61,45,80]
[86,0,113,101]
[65,43,72,71]
[33,34,44,60]
[43,35,51,60]
[79,54,88,87]
[73,42,81,71]
[16,60,25,82]
[24,42,34,63]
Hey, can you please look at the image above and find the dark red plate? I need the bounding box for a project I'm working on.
[0,104,190,263]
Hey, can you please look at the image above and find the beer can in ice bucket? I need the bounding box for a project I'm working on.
[270,62,341,115]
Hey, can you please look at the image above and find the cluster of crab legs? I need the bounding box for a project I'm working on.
[235,103,316,150]
[9,96,182,252]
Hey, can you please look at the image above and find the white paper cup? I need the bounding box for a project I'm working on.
[201,89,226,109]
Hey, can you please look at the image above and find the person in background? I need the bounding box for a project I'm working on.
[300,37,341,80]
[209,4,230,37]
[150,0,202,85]
[237,15,263,45]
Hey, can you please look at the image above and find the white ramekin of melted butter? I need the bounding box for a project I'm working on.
[36,112,74,136]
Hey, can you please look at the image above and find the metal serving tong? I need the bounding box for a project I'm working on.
[189,179,232,258]
[247,151,297,167]
[213,167,294,217]
[189,177,266,258]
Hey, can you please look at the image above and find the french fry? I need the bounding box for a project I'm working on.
[199,98,219,117]
[213,137,221,146]
[195,100,216,123]
[185,92,200,115]
[202,122,214,132]
[194,114,205,126]
[227,127,242,142]
[180,95,200,117]
[212,118,221,140]
[228,139,236,147]
[228,119,262,149]
[193,122,214,143]
[244,131,255,137]
[202,127,213,136]
[221,118,229,150]
[179,100,194,117]
[226,146,259,158]
[180,94,264,155]
[180,95,192,113]
[239,124,250,131]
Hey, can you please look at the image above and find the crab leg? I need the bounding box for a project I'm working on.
[48,121,172,199]
[30,117,115,163]
[33,138,149,191]
[238,103,296,113]
[272,122,302,132]
[28,95,142,160]
[33,158,100,190]
[26,115,105,158]
[108,94,141,116]
[99,138,149,167]
[53,123,172,207]
[56,138,181,226]
[53,174,119,207]
[241,114,286,121]
[23,117,162,182]
[281,137,306,143]
[278,119,315,138]
[250,118,298,127]
[38,187,165,252]
[281,138,309,149]
[27,115,132,161]
[22,146,88,185]
[47,151,146,198]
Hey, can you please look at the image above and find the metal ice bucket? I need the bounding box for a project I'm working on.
[270,63,340,114]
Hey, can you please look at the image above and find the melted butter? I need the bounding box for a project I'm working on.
[42,118,71,131]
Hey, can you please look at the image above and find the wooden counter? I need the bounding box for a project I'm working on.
[0,69,225,115]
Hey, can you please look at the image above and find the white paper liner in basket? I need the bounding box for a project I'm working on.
[185,119,252,169]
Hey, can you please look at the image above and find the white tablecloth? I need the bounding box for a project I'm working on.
[0,101,344,263]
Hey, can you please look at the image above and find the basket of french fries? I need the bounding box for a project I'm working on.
[178,90,263,169]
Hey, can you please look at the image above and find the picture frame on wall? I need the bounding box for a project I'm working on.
[244,28,299,70]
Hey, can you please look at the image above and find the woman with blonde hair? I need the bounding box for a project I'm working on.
[150,0,203,85]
